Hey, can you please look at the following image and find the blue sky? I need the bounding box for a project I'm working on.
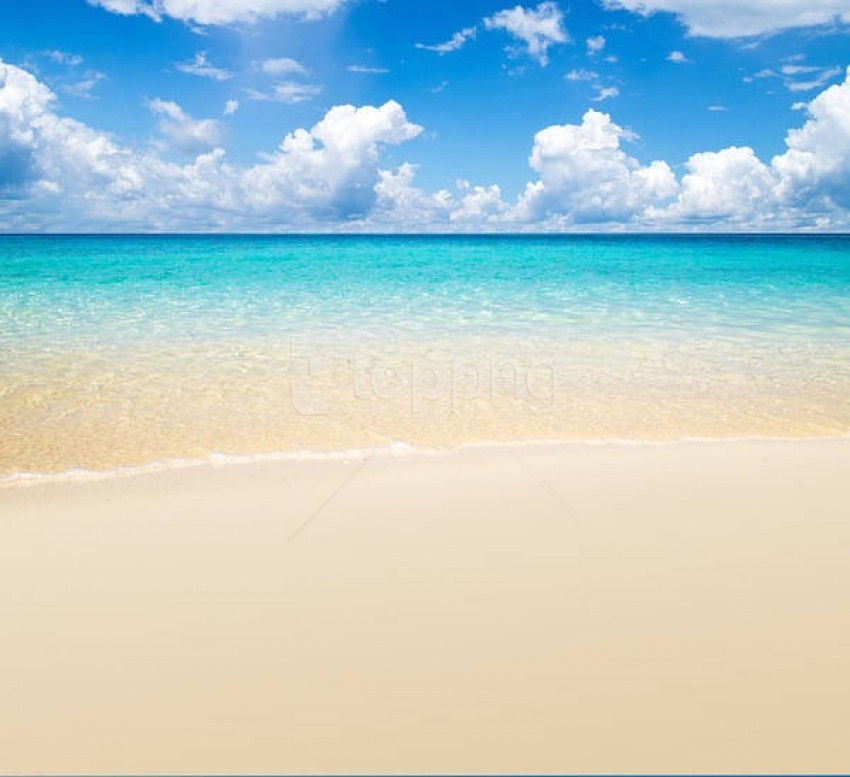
[1,0,849,231]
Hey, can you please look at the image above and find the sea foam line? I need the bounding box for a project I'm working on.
[2,433,850,489]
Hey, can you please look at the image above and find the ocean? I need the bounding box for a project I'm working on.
[2,234,849,478]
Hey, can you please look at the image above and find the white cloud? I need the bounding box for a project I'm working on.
[61,71,107,99]
[348,65,390,74]
[247,81,322,103]
[88,0,344,25]
[87,0,159,18]
[43,51,85,67]
[667,146,776,222]
[0,60,421,229]
[566,68,598,82]
[667,50,690,64]
[592,86,620,101]
[0,60,172,217]
[602,0,850,38]
[35,50,106,100]
[415,3,568,66]
[484,2,569,66]
[372,163,454,226]
[241,101,423,218]
[224,99,239,115]
[148,98,224,154]
[4,58,850,232]
[785,66,842,92]
[452,181,509,224]
[176,52,233,81]
[415,26,477,55]
[586,35,606,55]
[664,66,850,224]
[567,69,619,103]
[782,65,819,76]
[260,57,307,76]
[773,66,850,210]
[515,109,678,224]
[370,169,510,230]
[747,63,843,93]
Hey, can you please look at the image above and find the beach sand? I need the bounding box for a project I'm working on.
[1,438,849,773]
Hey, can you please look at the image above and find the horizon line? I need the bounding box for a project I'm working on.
[3,231,850,238]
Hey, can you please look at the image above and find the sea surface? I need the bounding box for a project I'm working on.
[2,234,850,479]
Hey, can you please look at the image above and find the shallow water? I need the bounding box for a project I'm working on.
[2,234,850,477]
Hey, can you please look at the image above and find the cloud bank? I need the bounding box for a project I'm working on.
[2,59,850,231]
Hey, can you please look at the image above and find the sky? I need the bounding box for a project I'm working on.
[0,0,849,232]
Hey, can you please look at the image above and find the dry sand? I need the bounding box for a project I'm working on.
[1,439,849,773]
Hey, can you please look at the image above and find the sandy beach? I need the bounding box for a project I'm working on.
[1,438,849,773]
[3,0,850,770]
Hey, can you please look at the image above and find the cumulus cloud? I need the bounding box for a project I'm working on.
[518,65,850,229]
[223,99,239,115]
[664,66,850,225]
[602,0,850,38]
[372,163,454,225]
[666,146,776,222]
[241,101,422,219]
[452,181,509,224]
[4,58,850,232]
[87,0,344,25]
[515,110,678,224]
[773,66,850,210]
[370,167,510,230]
[484,2,569,66]
[148,98,224,154]
[0,60,172,218]
[0,60,421,229]
[0,62,53,191]
[667,50,690,64]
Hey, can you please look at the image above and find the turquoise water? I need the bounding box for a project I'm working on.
[3,234,850,346]
[2,235,850,475]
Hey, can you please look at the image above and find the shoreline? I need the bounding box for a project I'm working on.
[3,431,850,488]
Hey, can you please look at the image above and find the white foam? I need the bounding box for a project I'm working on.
[3,433,849,489]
